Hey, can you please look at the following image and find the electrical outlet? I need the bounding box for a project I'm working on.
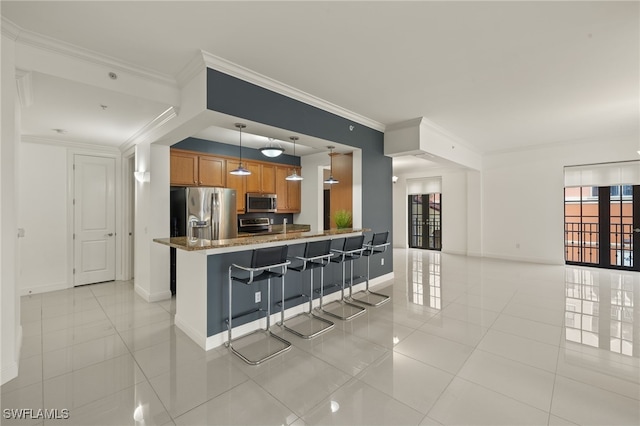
[255,291,261,303]
[381,258,384,266]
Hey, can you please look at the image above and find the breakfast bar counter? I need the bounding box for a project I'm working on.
[154,228,369,350]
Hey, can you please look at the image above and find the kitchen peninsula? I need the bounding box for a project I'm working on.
[154,228,370,350]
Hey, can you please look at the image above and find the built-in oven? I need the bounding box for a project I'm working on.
[246,193,277,213]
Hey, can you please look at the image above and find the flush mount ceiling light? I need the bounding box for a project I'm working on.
[259,138,284,158]
[285,136,303,181]
[323,146,339,185]
[229,123,251,176]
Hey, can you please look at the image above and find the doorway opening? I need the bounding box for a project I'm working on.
[408,193,442,250]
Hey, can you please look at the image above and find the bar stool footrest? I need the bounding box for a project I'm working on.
[228,330,291,365]
[282,313,334,339]
[276,294,307,308]
[319,300,366,321]
[350,290,390,307]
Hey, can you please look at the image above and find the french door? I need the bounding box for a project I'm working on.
[564,185,640,271]
[409,193,441,250]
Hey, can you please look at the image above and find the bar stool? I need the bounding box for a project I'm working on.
[280,239,334,339]
[350,231,391,306]
[226,245,291,365]
[319,235,366,320]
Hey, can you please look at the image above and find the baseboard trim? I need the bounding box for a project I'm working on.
[175,314,208,349]
[482,252,564,265]
[134,284,150,301]
[148,290,172,303]
[0,325,22,386]
[134,285,172,303]
[20,281,69,296]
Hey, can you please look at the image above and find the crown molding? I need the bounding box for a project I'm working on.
[176,51,206,89]
[15,69,33,108]
[21,135,120,153]
[1,17,21,40]
[119,106,179,152]
[6,17,176,88]
[200,50,386,133]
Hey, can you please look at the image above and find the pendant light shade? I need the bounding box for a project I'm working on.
[230,123,251,176]
[286,136,303,181]
[259,138,284,158]
[323,145,339,185]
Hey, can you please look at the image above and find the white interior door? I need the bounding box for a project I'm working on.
[74,155,116,285]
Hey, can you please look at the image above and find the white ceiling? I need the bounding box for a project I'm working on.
[2,1,638,172]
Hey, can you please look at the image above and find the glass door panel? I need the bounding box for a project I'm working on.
[565,185,639,271]
[408,193,441,250]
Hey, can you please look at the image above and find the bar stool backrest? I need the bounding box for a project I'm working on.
[251,245,289,268]
[370,231,389,246]
[305,239,332,258]
[343,235,365,252]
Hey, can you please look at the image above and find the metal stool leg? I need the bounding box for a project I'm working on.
[319,252,365,321]
[351,234,391,307]
[226,252,292,365]
[281,251,334,339]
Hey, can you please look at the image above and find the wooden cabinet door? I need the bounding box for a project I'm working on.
[170,151,198,186]
[287,179,301,212]
[275,166,289,211]
[261,164,276,194]
[198,155,225,187]
[226,160,246,213]
[245,162,262,193]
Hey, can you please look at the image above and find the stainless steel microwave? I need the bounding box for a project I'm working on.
[246,193,277,213]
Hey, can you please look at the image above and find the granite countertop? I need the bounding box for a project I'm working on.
[154,227,368,252]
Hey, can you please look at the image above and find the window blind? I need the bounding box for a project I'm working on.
[564,161,640,187]
[407,176,442,194]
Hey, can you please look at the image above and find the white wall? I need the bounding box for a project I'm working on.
[299,152,329,231]
[134,142,171,302]
[1,32,21,385]
[18,143,68,294]
[482,135,638,264]
[393,167,476,256]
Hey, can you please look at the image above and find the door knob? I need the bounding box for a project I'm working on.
[105,233,114,237]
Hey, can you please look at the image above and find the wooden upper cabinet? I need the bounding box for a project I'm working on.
[275,165,301,213]
[198,155,225,187]
[170,151,198,186]
[261,164,276,194]
[170,148,299,213]
[287,179,301,212]
[275,166,289,210]
[245,162,262,193]
[226,159,246,213]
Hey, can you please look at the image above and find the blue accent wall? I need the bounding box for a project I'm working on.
[204,68,393,337]
[174,137,300,166]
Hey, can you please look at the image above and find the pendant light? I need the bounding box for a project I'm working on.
[323,145,339,184]
[229,123,251,176]
[285,136,303,181]
[259,138,284,158]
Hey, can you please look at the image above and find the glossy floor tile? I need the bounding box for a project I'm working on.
[2,249,640,425]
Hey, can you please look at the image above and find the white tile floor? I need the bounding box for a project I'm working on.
[2,249,639,425]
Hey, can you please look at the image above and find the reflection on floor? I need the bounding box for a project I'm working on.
[2,249,639,425]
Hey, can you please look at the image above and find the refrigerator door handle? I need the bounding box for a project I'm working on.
[212,191,220,240]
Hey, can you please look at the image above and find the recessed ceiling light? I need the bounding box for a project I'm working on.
[52,128,67,134]
[108,72,118,80]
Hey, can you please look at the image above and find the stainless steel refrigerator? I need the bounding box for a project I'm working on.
[170,187,237,294]
[170,187,238,240]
